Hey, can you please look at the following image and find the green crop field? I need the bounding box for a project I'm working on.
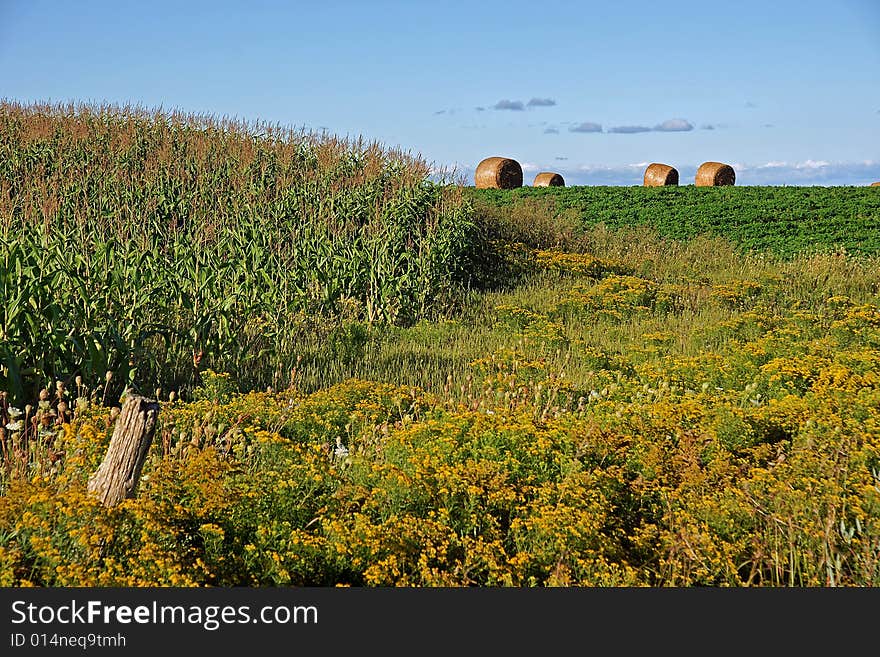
[469,185,880,257]
[2,102,880,587]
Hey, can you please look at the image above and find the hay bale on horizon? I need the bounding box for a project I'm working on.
[533,171,565,187]
[871,181,880,186]
[643,163,679,187]
[474,156,523,189]
[695,161,736,186]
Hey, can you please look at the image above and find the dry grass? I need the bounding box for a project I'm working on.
[696,161,736,186]
[474,156,523,189]
[533,172,565,187]
[643,163,679,187]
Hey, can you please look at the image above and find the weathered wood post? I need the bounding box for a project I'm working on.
[87,394,159,507]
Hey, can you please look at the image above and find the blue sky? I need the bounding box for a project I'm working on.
[1,0,879,185]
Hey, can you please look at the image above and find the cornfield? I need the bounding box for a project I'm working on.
[0,101,480,405]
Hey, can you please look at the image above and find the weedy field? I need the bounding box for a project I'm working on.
[1,102,879,586]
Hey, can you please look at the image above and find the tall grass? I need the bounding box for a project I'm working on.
[247,217,880,398]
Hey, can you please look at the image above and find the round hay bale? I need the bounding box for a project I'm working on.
[871,181,880,186]
[643,163,679,187]
[533,172,565,187]
[474,156,523,189]
[695,161,735,186]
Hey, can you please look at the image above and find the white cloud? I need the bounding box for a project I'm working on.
[569,118,696,135]
[609,125,651,134]
[736,160,879,184]
[493,99,525,111]
[569,122,603,133]
[654,118,694,132]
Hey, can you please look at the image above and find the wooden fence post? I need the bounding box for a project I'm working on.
[87,393,159,507]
